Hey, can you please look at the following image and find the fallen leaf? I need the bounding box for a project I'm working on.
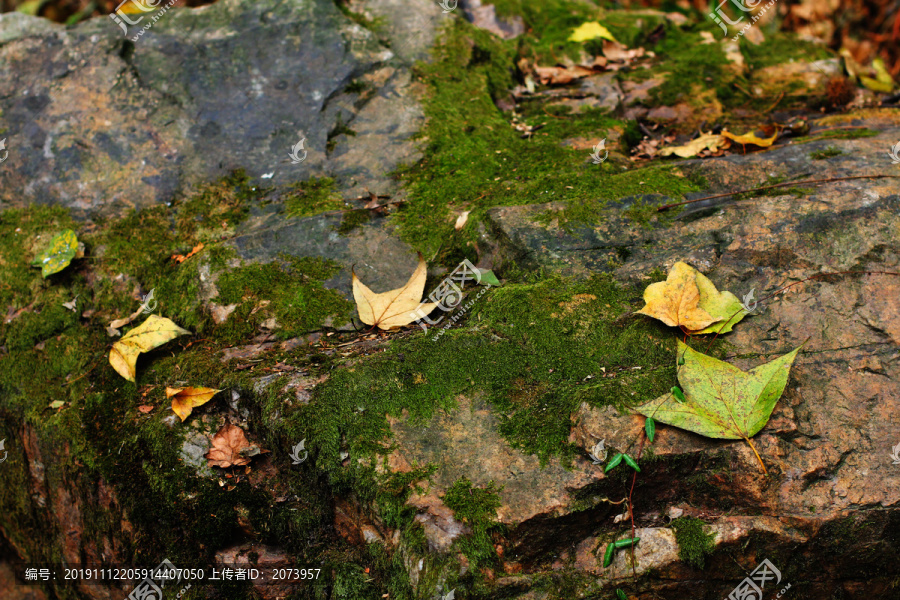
[454,211,470,230]
[720,130,778,148]
[352,255,438,330]
[34,230,82,278]
[689,270,749,335]
[109,315,191,382]
[659,133,726,158]
[636,262,716,331]
[108,306,147,331]
[62,296,78,312]
[205,423,252,468]
[635,340,802,473]
[167,386,222,422]
[49,400,65,409]
[569,21,617,43]
[172,242,205,264]
[476,269,501,287]
[137,405,155,413]
[534,64,598,86]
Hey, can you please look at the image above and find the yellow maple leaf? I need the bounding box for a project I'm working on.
[689,271,748,334]
[721,130,778,148]
[659,133,725,158]
[167,386,221,422]
[637,262,716,331]
[569,21,618,43]
[352,255,438,330]
[109,315,191,382]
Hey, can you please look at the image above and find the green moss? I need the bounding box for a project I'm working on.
[672,517,716,569]
[283,177,344,218]
[442,477,503,570]
[336,209,371,234]
[741,35,832,70]
[175,169,255,237]
[214,254,352,341]
[810,146,844,160]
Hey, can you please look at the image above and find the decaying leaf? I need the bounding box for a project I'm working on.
[205,423,267,468]
[167,386,222,422]
[352,255,438,330]
[455,211,470,230]
[636,262,716,331]
[34,229,83,278]
[534,64,599,86]
[137,405,155,413]
[635,340,803,473]
[109,315,191,382]
[569,21,617,43]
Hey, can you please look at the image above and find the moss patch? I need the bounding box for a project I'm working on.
[442,477,503,571]
[672,517,717,569]
[214,254,352,341]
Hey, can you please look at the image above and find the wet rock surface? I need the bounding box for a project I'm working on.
[0,0,438,218]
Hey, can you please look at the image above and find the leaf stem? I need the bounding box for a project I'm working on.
[744,435,768,475]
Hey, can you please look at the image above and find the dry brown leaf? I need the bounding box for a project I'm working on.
[137,405,155,413]
[534,64,598,85]
[167,386,222,422]
[636,262,716,331]
[205,424,252,468]
[352,255,438,330]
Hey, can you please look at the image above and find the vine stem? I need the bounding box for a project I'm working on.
[655,175,900,212]
[628,430,647,579]
[703,269,900,352]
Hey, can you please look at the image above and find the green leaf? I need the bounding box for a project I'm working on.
[35,229,80,278]
[614,537,640,549]
[603,543,615,567]
[622,454,640,472]
[671,386,685,402]
[476,269,502,287]
[604,453,624,472]
[645,417,655,443]
[634,340,802,471]
[617,590,627,600]
[49,400,65,409]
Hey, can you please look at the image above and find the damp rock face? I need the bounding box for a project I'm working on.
[0,0,442,219]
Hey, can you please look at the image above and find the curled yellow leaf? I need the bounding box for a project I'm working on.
[167,386,221,422]
[109,315,191,382]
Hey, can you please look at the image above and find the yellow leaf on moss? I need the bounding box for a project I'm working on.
[636,262,716,331]
[569,21,617,43]
[352,255,438,330]
[167,386,221,422]
[109,315,191,382]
